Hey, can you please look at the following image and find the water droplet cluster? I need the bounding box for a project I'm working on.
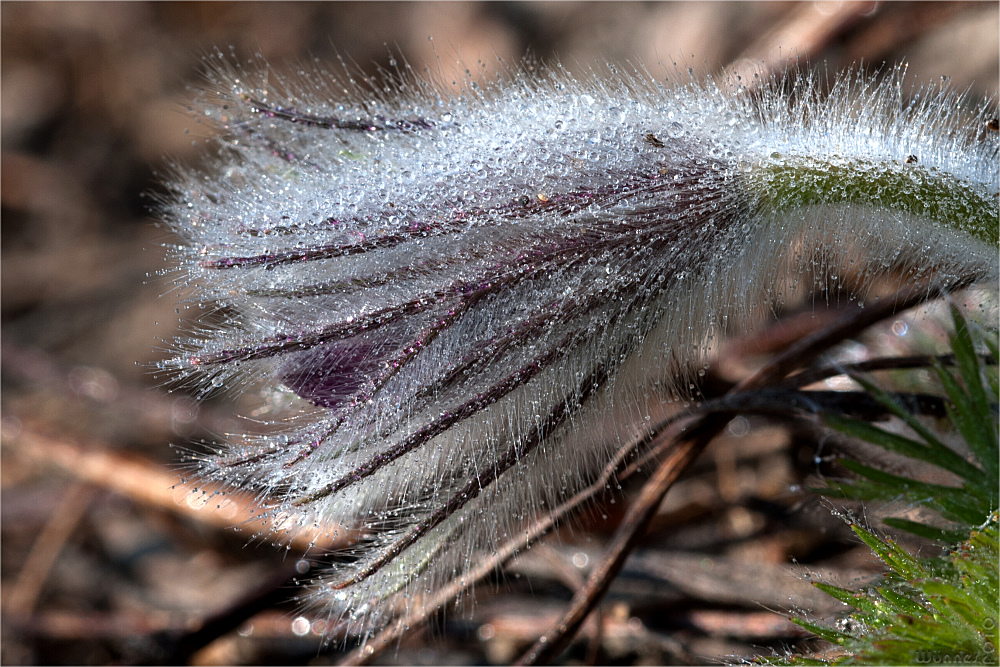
[160,53,998,641]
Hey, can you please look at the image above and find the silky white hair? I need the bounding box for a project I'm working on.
[160,54,998,640]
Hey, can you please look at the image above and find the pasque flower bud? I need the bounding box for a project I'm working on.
[162,54,997,639]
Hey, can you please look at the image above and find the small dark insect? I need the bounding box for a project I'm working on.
[519,194,531,206]
[987,117,999,132]
[644,132,665,148]
[905,154,918,164]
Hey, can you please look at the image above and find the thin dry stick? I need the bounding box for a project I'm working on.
[515,415,726,665]
[5,481,96,615]
[345,383,949,664]
[534,545,604,665]
[515,279,966,665]
[2,422,352,661]
[1,421,353,552]
[155,555,327,664]
[775,353,995,390]
[737,0,873,75]
[733,279,971,392]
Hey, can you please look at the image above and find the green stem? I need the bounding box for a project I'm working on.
[747,155,999,246]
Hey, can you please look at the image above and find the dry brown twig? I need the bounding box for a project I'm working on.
[4,481,97,616]
[1,420,353,553]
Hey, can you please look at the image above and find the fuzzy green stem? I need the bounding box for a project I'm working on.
[747,155,999,246]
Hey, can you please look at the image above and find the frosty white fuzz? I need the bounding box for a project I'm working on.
[162,55,998,639]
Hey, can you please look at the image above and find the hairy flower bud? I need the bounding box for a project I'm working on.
[161,54,998,639]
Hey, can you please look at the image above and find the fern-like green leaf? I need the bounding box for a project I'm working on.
[758,308,998,666]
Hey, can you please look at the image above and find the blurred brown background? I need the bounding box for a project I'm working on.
[2,3,997,665]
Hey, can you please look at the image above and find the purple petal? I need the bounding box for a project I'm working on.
[279,339,382,410]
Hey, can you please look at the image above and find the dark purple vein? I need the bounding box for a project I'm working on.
[198,226,427,269]
[248,98,439,132]
[199,166,706,270]
[187,295,435,367]
[189,226,621,367]
[292,249,659,497]
[284,244,658,473]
